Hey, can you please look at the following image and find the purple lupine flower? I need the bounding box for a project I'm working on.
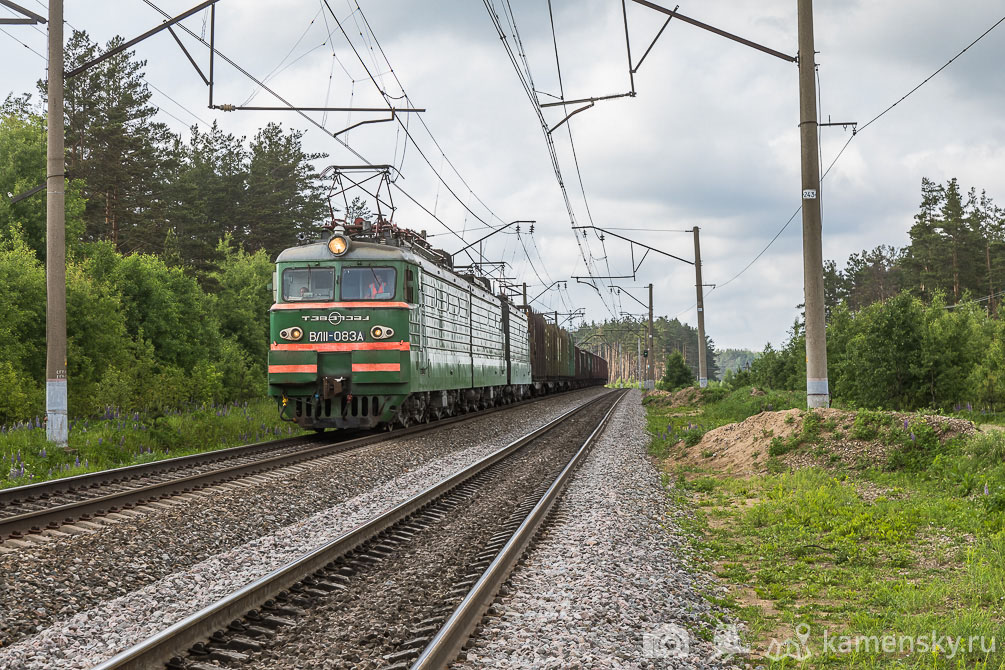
[910,432,916,442]
[74,456,80,467]
[903,419,909,430]
[985,483,990,496]
[40,448,46,458]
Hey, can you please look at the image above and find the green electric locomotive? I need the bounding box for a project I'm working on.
[268,220,608,430]
[269,220,532,430]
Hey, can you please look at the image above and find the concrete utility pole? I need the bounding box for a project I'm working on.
[46,0,68,446]
[797,0,830,408]
[647,283,654,389]
[692,226,708,388]
[636,337,641,382]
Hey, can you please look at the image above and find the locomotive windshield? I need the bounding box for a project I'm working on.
[341,267,396,300]
[282,267,335,301]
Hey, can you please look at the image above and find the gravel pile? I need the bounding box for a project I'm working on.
[453,390,740,670]
[0,388,606,670]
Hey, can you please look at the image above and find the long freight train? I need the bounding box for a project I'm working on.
[267,221,608,430]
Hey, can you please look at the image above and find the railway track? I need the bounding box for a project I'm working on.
[90,388,626,670]
[0,389,596,545]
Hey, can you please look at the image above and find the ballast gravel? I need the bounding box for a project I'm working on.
[452,389,740,670]
[0,388,606,670]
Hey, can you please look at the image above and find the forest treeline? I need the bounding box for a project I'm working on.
[823,177,1004,314]
[2,30,329,268]
[572,316,717,383]
[0,31,332,424]
[747,177,1005,411]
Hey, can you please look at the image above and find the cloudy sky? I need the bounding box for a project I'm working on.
[3,1,1004,351]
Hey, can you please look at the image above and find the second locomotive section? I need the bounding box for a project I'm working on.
[268,227,608,430]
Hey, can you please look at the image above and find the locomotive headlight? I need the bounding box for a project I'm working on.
[327,234,349,256]
[370,325,394,340]
[280,327,303,341]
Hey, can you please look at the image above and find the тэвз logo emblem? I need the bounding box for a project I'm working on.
[328,311,344,325]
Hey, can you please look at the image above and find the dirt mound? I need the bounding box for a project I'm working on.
[644,386,704,408]
[671,408,976,476]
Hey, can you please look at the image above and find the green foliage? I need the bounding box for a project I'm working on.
[207,236,274,365]
[0,399,305,488]
[715,348,757,380]
[683,426,706,447]
[752,290,1001,412]
[720,366,752,389]
[0,234,273,425]
[0,95,87,259]
[754,177,1005,414]
[850,409,892,440]
[702,386,804,424]
[661,351,693,391]
[607,377,643,389]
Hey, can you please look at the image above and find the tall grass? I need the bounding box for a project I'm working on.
[0,398,306,489]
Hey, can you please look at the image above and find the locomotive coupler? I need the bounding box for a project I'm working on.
[320,376,345,399]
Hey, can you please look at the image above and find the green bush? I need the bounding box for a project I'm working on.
[661,352,693,391]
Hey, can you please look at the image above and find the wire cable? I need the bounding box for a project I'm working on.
[139,0,477,256]
[704,11,1005,304]
[858,13,1005,134]
[481,0,617,318]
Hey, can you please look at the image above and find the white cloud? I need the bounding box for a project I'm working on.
[2,0,1004,353]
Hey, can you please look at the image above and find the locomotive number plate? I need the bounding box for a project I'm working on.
[309,330,365,343]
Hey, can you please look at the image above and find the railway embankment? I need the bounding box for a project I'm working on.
[650,386,1005,668]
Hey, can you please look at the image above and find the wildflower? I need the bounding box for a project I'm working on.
[910,432,916,442]
[74,456,80,467]
[40,447,46,458]
[903,419,909,430]
[986,483,991,496]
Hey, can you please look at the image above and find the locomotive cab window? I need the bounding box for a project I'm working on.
[341,267,397,300]
[282,267,335,301]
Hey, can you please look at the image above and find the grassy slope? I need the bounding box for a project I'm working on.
[1,398,306,489]
[648,387,1005,669]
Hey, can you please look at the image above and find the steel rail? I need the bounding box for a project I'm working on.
[410,390,626,669]
[0,387,600,541]
[0,433,329,506]
[90,390,620,670]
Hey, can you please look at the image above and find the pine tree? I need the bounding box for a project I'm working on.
[902,177,947,298]
[52,30,175,252]
[244,122,327,258]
